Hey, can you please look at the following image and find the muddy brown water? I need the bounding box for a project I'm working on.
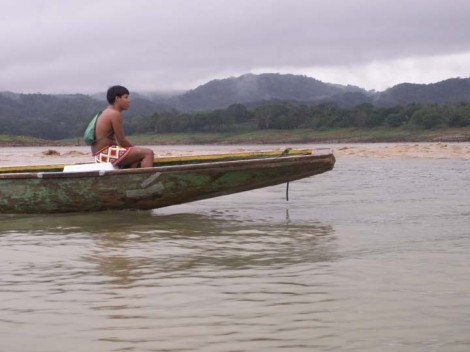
[1,145,469,351]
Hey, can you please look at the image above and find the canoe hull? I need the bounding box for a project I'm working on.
[0,154,335,214]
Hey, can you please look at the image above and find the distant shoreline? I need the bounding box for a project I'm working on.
[1,137,469,164]
[2,127,470,147]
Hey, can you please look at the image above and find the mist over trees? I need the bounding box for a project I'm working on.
[0,93,101,139]
[1,96,470,141]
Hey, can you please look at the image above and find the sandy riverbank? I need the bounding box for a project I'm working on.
[0,142,469,167]
[333,142,470,160]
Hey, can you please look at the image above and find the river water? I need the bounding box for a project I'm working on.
[1,145,469,352]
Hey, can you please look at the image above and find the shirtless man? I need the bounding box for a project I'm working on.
[92,85,154,168]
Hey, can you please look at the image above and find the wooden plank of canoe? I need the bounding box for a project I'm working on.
[152,148,313,165]
[0,148,313,174]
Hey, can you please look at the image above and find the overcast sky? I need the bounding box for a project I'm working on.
[1,0,469,94]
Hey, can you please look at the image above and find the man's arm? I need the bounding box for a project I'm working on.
[111,112,133,147]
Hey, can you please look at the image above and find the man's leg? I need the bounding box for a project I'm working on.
[118,147,154,168]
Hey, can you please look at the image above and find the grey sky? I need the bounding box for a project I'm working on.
[1,0,469,93]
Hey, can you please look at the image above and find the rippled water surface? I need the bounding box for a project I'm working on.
[1,153,470,351]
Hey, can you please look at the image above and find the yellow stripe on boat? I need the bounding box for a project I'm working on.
[0,148,313,174]
[152,148,312,165]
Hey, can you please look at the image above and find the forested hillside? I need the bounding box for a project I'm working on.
[375,78,470,105]
[171,73,367,111]
[1,74,470,140]
[0,93,167,139]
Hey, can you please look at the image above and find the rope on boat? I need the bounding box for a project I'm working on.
[279,148,292,201]
[279,148,292,157]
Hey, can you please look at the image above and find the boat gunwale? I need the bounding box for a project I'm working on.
[0,148,316,174]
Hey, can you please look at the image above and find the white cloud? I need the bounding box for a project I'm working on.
[255,51,470,91]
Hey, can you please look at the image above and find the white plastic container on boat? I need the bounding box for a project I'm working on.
[63,163,116,172]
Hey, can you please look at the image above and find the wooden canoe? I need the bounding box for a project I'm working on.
[0,148,335,214]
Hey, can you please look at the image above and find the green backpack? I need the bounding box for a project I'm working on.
[83,111,102,145]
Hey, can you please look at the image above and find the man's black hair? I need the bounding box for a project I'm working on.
[107,85,130,104]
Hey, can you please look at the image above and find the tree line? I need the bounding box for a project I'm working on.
[1,98,470,140]
[126,102,470,135]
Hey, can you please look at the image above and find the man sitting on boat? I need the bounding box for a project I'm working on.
[91,85,154,168]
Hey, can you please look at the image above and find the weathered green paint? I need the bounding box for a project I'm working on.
[0,152,335,214]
